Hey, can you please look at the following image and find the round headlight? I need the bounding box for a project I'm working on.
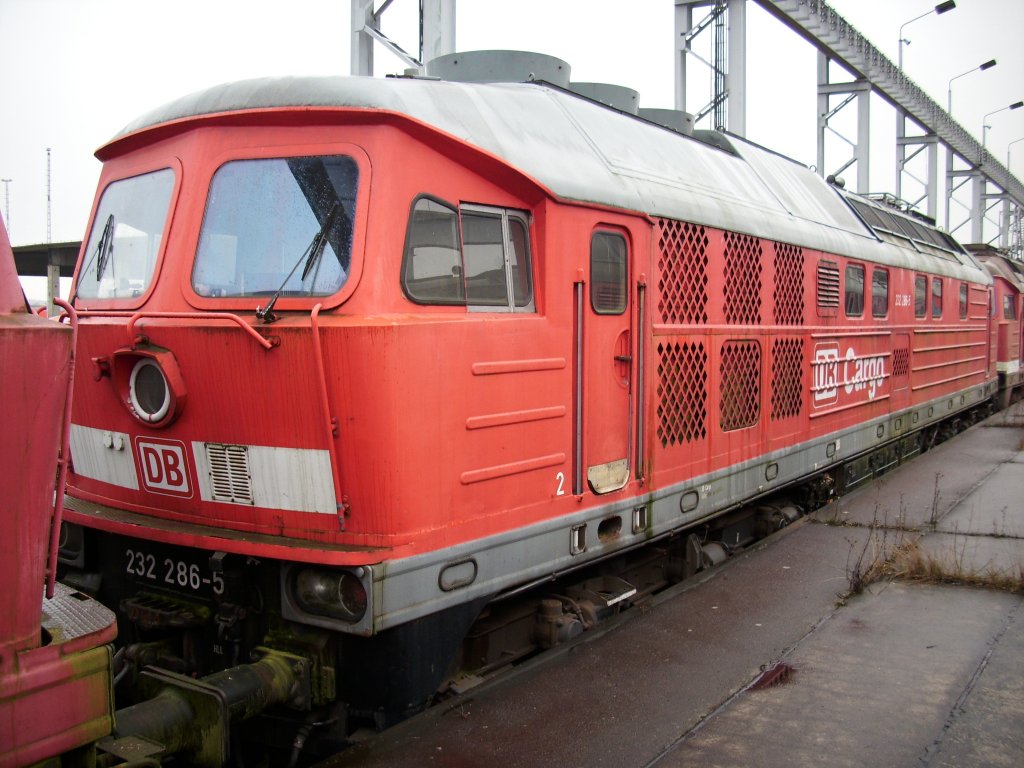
[129,358,171,423]
[292,568,367,623]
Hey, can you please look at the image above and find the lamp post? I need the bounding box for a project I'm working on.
[947,59,997,114]
[899,1,956,69]
[1009,137,1024,174]
[982,101,1024,149]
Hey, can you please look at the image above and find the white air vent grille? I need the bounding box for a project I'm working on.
[205,443,254,504]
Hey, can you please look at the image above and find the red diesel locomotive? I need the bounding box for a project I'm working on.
[971,246,1024,407]
[57,54,1000,758]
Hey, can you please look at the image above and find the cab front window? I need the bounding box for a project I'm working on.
[74,168,175,300]
[193,155,358,298]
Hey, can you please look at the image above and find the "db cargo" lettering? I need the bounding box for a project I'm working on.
[813,342,887,408]
[136,438,192,497]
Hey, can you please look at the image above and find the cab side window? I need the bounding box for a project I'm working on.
[402,197,465,304]
[402,197,534,312]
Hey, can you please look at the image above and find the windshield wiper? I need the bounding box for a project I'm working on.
[95,214,116,281]
[70,213,114,304]
[256,202,340,323]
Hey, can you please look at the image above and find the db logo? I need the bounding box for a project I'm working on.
[135,438,193,498]
[812,342,840,407]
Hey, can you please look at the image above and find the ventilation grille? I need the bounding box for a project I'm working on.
[771,338,804,420]
[657,219,709,325]
[893,347,910,379]
[720,340,761,431]
[817,262,840,308]
[773,242,805,325]
[724,233,763,325]
[205,443,254,505]
[657,341,708,446]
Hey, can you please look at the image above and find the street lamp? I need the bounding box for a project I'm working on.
[947,59,997,114]
[899,1,956,70]
[1009,137,1024,174]
[982,101,1024,149]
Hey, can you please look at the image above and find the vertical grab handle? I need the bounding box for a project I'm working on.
[47,298,78,599]
[311,304,348,528]
[573,277,585,496]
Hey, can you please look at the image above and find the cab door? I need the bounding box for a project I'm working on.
[584,230,632,493]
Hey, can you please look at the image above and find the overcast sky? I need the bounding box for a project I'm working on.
[1,0,1021,269]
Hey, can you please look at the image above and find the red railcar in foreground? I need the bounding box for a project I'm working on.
[0,213,116,767]
[57,53,999,761]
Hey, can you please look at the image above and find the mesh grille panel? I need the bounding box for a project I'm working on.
[657,219,709,325]
[720,340,761,431]
[657,341,708,446]
[773,242,805,325]
[771,338,804,420]
[724,233,762,325]
[893,347,910,379]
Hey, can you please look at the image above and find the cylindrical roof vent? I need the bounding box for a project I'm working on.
[638,108,695,136]
[569,82,640,114]
[425,50,571,87]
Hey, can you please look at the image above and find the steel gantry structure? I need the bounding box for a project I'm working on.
[677,0,1023,254]
[348,0,1020,254]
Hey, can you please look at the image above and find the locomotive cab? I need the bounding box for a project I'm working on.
[59,78,594,740]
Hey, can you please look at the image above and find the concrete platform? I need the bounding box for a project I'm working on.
[322,401,1024,768]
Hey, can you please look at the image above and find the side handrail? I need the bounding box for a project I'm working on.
[127,311,275,350]
[47,298,77,598]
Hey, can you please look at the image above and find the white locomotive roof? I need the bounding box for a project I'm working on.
[976,251,1024,291]
[111,75,987,283]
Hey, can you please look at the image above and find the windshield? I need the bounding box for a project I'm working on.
[192,156,358,298]
[74,168,175,300]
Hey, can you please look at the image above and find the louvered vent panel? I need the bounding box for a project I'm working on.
[771,338,804,420]
[817,262,841,308]
[773,242,805,325]
[205,443,254,505]
[724,233,763,325]
[720,340,761,431]
[657,341,708,446]
[657,219,709,325]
